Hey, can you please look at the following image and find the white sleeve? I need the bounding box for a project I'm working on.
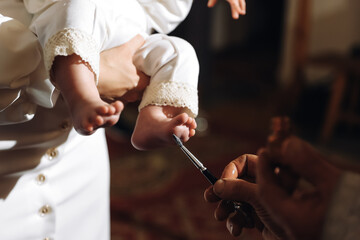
[138,0,193,34]
[28,0,102,84]
[0,14,58,125]
[134,34,199,117]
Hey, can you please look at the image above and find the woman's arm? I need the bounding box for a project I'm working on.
[0,14,53,124]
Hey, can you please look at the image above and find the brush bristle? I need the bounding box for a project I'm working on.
[172,134,183,147]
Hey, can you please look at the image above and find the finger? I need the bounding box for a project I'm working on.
[207,0,218,8]
[227,0,241,19]
[280,137,340,187]
[230,5,240,19]
[204,185,222,203]
[189,128,196,138]
[214,200,236,221]
[276,165,299,194]
[239,0,246,14]
[134,70,150,90]
[233,154,258,179]
[257,149,296,223]
[221,154,258,180]
[256,149,287,200]
[227,211,246,236]
[232,0,242,13]
[221,159,241,179]
[213,178,257,205]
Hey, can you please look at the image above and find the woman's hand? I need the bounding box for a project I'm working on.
[257,137,343,240]
[98,34,150,102]
[204,154,287,240]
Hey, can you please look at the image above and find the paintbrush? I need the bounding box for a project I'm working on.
[172,134,254,227]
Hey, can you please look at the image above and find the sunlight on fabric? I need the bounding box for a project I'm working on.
[0,141,17,150]
[0,15,12,24]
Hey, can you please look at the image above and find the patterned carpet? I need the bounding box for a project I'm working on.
[107,100,273,240]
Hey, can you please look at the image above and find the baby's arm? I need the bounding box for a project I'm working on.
[207,0,246,19]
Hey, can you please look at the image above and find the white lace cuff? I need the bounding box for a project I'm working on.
[44,28,99,84]
[138,81,198,117]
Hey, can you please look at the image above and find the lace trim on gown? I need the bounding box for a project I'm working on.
[44,28,99,84]
[139,81,198,117]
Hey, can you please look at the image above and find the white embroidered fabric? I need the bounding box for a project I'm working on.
[44,28,99,84]
[139,81,198,117]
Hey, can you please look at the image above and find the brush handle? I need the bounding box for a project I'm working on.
[172,134,255,227]
[201,169,218,185]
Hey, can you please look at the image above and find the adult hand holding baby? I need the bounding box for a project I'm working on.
[98,34,150,102]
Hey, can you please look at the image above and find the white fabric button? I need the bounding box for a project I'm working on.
[36,174,46,184]
[39,205,52,217]
[46,148,58,160]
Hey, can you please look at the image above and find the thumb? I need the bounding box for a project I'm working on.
[125,34,145,55]
[213,178,257,205]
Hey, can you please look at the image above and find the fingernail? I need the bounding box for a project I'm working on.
[214,179,225,195]
[227,222,234,234]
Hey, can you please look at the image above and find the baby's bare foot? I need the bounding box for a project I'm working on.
[172,113,197,141]
[72,100,123,135]
[131,106,197,150]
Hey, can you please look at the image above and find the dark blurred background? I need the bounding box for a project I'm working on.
[107,1,360,239]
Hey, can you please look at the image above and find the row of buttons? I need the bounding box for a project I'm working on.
[35,148,58,185]
[36,147,60,240]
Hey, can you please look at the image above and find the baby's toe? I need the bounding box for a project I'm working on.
[96,105,110,115]
[173,113,189,125]
[112,101,124,113]
[94,115,104,126]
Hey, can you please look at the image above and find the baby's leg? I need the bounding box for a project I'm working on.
[131,34,199,150]
[53,54,123,135]
[131,105,196,150]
